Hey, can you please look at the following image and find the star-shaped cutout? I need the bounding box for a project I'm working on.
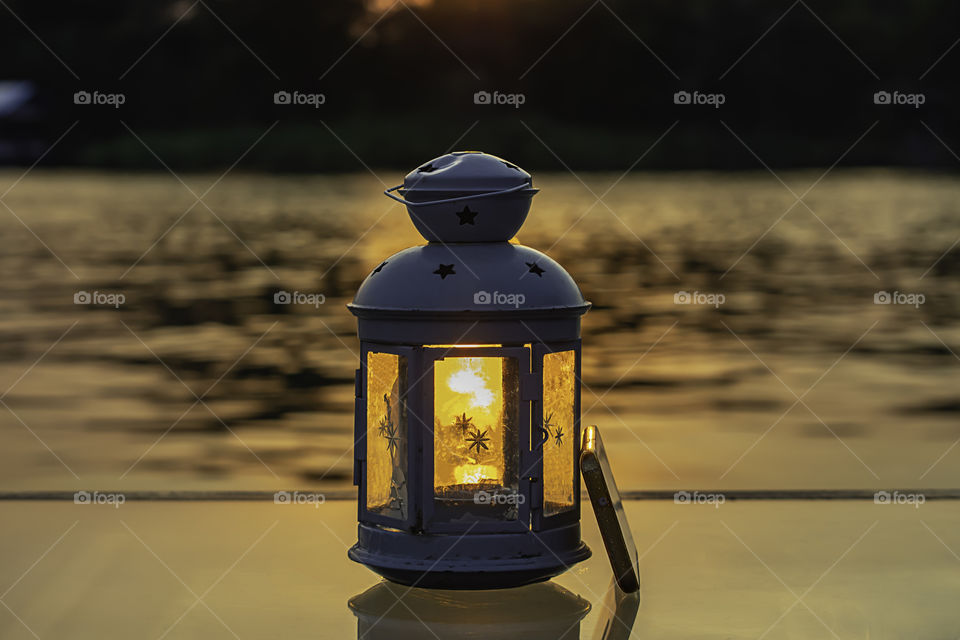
[526,262,545,277]
[434,264,456,279]
[543,411,555,433]
[418,163,438,173]
[377,415,390,438]
[541,411,556,444]
[384,421,401,456]
[455,206,478,225]
[465,428,491,455]
[454,412,474,433]
[553,426,565,447]
[376,394,392,437]
[373,261,388,274]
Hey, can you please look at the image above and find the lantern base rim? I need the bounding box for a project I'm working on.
[349,523,591,590]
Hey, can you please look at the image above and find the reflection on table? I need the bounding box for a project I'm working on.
[348,580,591,640]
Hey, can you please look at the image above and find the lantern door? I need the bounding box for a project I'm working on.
[356,343,420,530]
[422,346,532,533]
[531,341,582,531]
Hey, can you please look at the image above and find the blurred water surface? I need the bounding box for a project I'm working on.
[0,169,957,491]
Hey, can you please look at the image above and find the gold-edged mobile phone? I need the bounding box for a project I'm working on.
[580,425,640,593]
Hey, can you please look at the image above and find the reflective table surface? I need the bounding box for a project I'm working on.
[1,498,957,639]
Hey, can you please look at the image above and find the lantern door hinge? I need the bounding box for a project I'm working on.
[528,476,542,511]
[354,368,365,472]
[520,372,541,402]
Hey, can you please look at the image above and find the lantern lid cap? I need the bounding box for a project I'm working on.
[387,152,538,243]
[401,151,533,194]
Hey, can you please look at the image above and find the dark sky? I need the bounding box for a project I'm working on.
[0,0,958,170]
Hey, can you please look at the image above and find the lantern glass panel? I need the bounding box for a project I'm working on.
[542,350,576,517]
[365,352,408,520]
[433,356,521,520]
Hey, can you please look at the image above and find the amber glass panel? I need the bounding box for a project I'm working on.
[365,352,408,520]
[433,356,520,521]
[543,350,576,517]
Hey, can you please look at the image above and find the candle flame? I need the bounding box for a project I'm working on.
[454,464,499,485]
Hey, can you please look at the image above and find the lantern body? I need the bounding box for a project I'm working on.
[348,153,591,589]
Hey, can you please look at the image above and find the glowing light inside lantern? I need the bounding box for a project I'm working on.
[433,355,510,495]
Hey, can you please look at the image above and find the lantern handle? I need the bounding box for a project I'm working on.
[383,182,529,207]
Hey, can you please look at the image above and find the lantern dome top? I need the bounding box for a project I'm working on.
[349,242,588,316]
[384,152,538,243]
